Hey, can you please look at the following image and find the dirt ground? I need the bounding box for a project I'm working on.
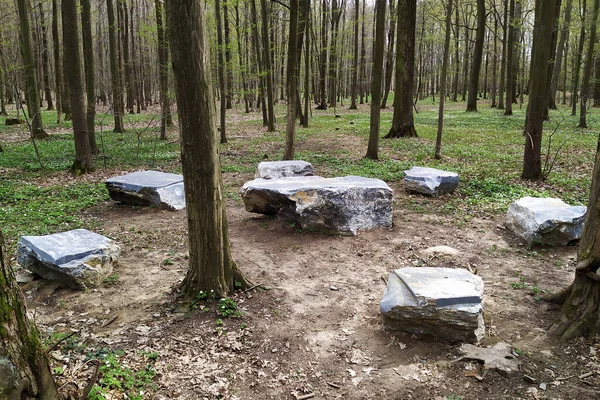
[9,104,600,399]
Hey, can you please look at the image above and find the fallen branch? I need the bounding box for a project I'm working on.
[295,393,315,400]
[79,360,100,400]
[101,315,118,328]
[46,330,78,353]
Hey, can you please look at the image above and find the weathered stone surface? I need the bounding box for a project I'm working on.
[505,196,587,245]
[255,160,314,179]
[106,170,185,210]
[241,175,393,235]
[459,342,520,377]
[404,167,459,196]
[18,229,120,289]
[380,267,484,343]
[423,246,460,256]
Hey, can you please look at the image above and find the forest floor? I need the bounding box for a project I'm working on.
[2,100,600,399]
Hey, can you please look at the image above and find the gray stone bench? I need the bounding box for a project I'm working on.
[106,170,185,210]
[241,175,393,235]
[380,267,484,343]
[404,166,459,196]
[506,196,587,246]
[255,160,314,179]
[17,229,120,289]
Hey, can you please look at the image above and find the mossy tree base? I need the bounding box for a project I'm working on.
[32,129,48,140]
[384,124,418,139]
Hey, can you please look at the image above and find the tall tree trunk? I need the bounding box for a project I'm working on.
[166,0,249,298]
[215,0,228,142]
[491,10,498,108]
[81,0,98,154]
[250,0,268,125]
[521,0,557,180]
[452,1,459,102]
[224,0,233,109]
[51,0,62,123]
[156,0,170,139]
[544,0,562,118]
[381,0,396,108]
[120,0,134,114]
[461,8,470,102]
[435,0,453,159]
[327,0,341,108]
[17,0,47,139]
[234,4,251,113]
[366,0,386,159]
[107,0,125,132]
[504,0,515,115]
[572,2,586,116]
[295,0,309,125]
[466,0,485,111]
[63,0,93,173]
[260,0,276,130]
[349,0,359,109]
[579,0,598,128]
[317,0,328,109]
[550,0,572,109]
[359,0,367,104]
[284,0,299,160]
[0,232,61,399]
[384,0,417,138]
[594,57,600,106]
[38,2,53,110]
[302,0,311,127]
[498,0,508,109]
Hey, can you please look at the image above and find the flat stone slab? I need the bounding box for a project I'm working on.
[106,170,185,210]
[241,175,393,235]
[404,167,459,196]
[380,267,484,343]
[505,196,586,245]
[255,160,314,179]
[18,229,120,289]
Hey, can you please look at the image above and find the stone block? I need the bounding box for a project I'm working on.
[106,170,185,210]
[404,167,459,196]
[255,160,314,179]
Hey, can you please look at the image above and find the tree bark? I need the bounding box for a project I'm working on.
[435,0,453,159]
[17,0,47,139]
[250,0,268,125]
[107,0,125,132]
[224,0,233,109]
[550,0,572,110]
[260,0,276,130]
[491,9,498,108]
[572,0,586,116]
[51,0,62,123]
[327,0,342,108]
[215,0,228,142]
[359,0,367,105]
[504,0,515,115]
[63,0,93,174]
[120,0,134,114]
[521,0,556,180]
[0,232,61,399]
[166,0,250,298]
[302,0,311,127]
[466,0,486,112]
[156,0,170,139]
[579,0,599,128]
[384,0,417,138]
[317,0,328,109]
[498,0,508,109]
[349,0,359,109]
[81,0,98,154]
[452,1,460,102]
[366,0,386,159]
[594,57,600,106]
[38,2,53,111]
[284,0,299,160]
[381,0,396,108]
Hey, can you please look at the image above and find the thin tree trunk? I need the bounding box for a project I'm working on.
[260,0,276,130]
[317,0,328,109]
[435,0,453,159]
[498,0,508,109]
[302,0,311,127]
[466,0,486,112]
[52,0,62,122]
[359,0,367,104]
[550,0,572,109]
[579,0,598,128]
[81,0,98,154]
[349,0,359,109]
[572,0,587,116]
[224,0,233,109]
[504,0,515,114]
[366,0,386,159]
[156,0,170,139]
[250,0,268,125]
[38,2,53,110]
[107,0,125,132]
[17,0,46,139]
[491,10,498,107]
[216,0,228,142]
[284,0,299,160]
[381,0,396,108]
[234,4,251,113]
[594,57,600,106]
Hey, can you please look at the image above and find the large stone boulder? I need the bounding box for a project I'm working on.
[255,160,314,179]
[241,175,393,235]
[106,170,185,210]
[18,229,120,289]
[380,267,484,343]
[506,196,587,246]
[403,167,459,196]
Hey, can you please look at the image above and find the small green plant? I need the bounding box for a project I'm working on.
[513,348,523,356]
[446,395,462,400]
[162,258,173,266]
[103,273,120,286]
[217,297,242,318]
[216,318,224,327]
[53,366,64,375]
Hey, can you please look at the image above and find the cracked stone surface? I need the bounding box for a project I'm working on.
[403,167,459,196]
[255,160,315,179]
[106,170,185,210]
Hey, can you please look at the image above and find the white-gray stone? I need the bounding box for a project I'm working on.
[17,229,120,289]
[255,160,314,179]
[106,170,185,210]
[505,196,587,245]
[403,167,459,196]
[241,175,393,235]
[380,267,484,343]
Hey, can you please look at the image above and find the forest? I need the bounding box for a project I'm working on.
[1,0,600,399]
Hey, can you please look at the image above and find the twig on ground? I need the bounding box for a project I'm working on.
[79,360,100,400]
[381,274,388,285]
[46,330,78,353]
[101,315,118,328]
[295,393,315,400]
[326,382,341,389]
[243,283,264,293]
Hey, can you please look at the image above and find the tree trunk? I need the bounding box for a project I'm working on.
[302,0,311,127]
[63,0,93,174]
[166,0,250,298]
[504,0,515,115]
[366,0,386,159]
[594,57,600,106]
[17,0,47,139]
[572,0,586,116]
[224,0,233,109]
[498,0,508,109]
[250,0,268,125]
[466,0,485,112]
[381,0,396,108]
[317,0,328,109]
[359,0,367,105]
[521,0,556,180]
[579,0,599,128]
[107,0,125,132]
[156,0,170,139]
[491,10,498,108]
[260,0,276,130]
[435,0,453,159]
[384,0,417,138]
[234,4,251,113]
[548,130,600,339]
[452,2,459,102]
[81,0,99,154]
[349,0,359,109]
[52,0,62,123]
[550,0,572,110]
[215,0,228,142]
[38,2,53,111]
[0,232,61,399]
[327,0,341,108]
[284,0,299,160]
[120,0,134,114]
